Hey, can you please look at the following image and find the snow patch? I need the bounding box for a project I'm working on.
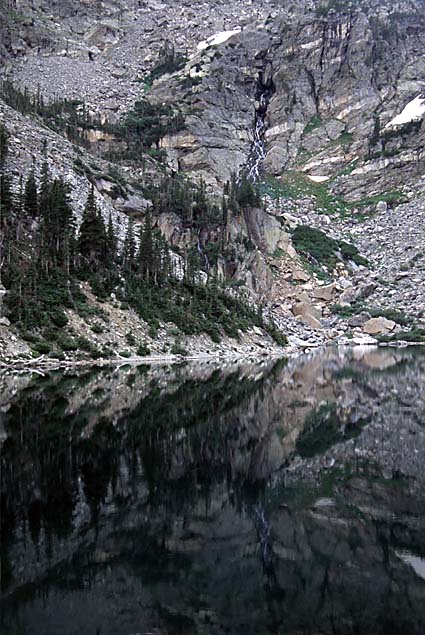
[300,39,321,50]
[197,28,241,51]
[385,95,425,128]
[307,175,329,183]
[397,551,425,581]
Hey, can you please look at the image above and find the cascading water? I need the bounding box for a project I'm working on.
[253,502,274,572]
[244,69,275,183]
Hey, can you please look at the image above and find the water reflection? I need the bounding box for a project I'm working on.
[1,347,425,634]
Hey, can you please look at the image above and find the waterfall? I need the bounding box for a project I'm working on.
[197,234,209,270]
[244,69,275,183]
[253,502,274,571]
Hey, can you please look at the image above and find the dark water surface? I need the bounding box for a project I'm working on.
[1,347,425,634]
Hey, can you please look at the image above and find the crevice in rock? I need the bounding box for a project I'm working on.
[244,64,275,182]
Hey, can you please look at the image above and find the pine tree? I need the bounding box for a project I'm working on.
[39,141,50,217]
[122,217,136,273]
[78,186,108,269]
[50,178,75,271]
[185,245,201,284]
[0,124,8,169]
[0,126,12,223]
[24,170,38,218]
[236,173,260,209]
[0,173,13,222]
[157,232,171,282]
[221,195,228,226]
[138,209,154,280]
[106,212,117,262]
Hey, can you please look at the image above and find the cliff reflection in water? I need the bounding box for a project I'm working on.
[1,347,425,634]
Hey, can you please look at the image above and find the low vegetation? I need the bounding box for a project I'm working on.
[292,225,367,272]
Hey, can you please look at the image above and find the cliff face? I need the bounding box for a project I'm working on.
[1,0,425,356]
[4,0,424,191]
[152,2,425,198]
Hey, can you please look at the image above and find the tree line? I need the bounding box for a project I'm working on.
[0,123,286,352]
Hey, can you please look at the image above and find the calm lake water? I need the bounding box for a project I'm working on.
[1,347,425,634]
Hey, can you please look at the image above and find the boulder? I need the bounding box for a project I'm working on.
[358,282,377,300]
[292,302,322,320]
[339,288,357,305]
[0,316,10,327]
[301,314,323,330]
[292,269,310,282]
[115,195,150,215]
[348,311,371,328]
[313,283,337,302]
[363,317,396,335]
[376,201,388,213]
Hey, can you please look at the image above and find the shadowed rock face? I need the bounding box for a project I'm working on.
[1,348,425,634]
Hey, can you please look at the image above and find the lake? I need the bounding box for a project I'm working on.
[1,347,425,634]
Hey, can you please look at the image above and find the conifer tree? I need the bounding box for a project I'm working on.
[0,173,13,221]
[138,209,154,280]
[0,124,8,170]
[0,126,9,285]
[157,232,171,282]
[78,186,108,268]
[122,217,136,273]
[221,194,228,226]
[49,178,75,270]
[0,126,12,222]
[24,170,38,218]
[107,212,117,262]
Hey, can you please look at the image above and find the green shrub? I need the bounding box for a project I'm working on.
[76,336,94,352]
[292,225,367,271]
[32,340,51,354]
[378,328,425,343]
[49,308,69,328]
[171,341,189,356]
[119,350,132,358]
[137,341,151,356]
[126,332,136,346]
[266,325,288,347]
[57,335,78,351]
[303,115,322,135]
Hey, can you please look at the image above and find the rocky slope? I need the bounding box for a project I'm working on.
[1,0,425,360]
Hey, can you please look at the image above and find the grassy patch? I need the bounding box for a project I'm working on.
[378,328,425,344]
[331,302,364,318]
[292,225,367,272]
[350,190,405,209]
[368,307,412,326]
[330,131,353,146]
[303,115,322,135]
[261,172,348,215]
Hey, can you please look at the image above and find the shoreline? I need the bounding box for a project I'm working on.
[1,340,423,374]
[0,348,288,373]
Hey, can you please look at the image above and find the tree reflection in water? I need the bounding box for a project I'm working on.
[1,349,425,634]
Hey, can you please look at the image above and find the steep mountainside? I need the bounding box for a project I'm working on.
[1,0,425,361]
